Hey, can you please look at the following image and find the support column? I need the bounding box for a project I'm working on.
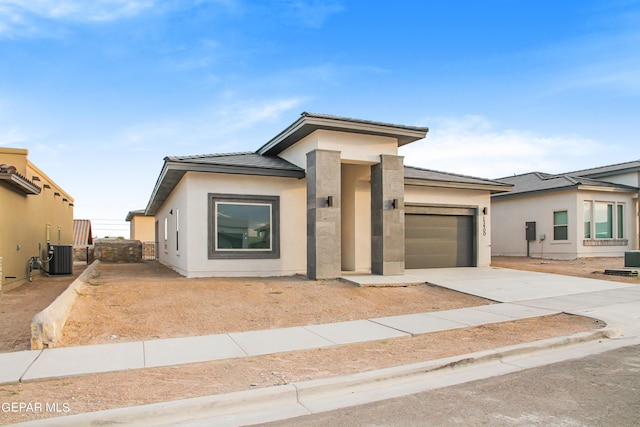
[307,149,341,280]
[371,154,405,275]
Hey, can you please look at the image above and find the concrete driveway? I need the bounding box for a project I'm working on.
[408,267,635,302]
[346,267,640,335]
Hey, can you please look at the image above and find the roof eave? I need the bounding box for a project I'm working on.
[0,173,41,195]
[145,160,306,216]
[405,178,512,194]
[569,164,640,179]
[491,182,638,199]
[577,184,639,193]
[257,115,428,156]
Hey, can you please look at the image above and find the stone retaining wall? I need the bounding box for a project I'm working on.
[73,246,95,263]
[94,239,142,263]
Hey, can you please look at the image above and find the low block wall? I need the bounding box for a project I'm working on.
[73,246,95,262]
[95,239,142,263]
[31,260,101,349]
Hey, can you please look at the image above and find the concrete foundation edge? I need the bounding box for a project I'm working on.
[12,327,618,427]
[30,260,101,350]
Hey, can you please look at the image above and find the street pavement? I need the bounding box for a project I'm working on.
[256,343,640,427]
[5,267,640,426]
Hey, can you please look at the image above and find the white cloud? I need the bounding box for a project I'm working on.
[33,142,69,157]
[0,0,241,37]
[399,115,607,179]
[0,127,29,146]
[121,96,304,153]
[530,8,640,95]
[0,0,154,22]
[283,0,344,28]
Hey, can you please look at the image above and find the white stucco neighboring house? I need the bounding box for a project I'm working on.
[145,112,511,279]
[491,160,640,260]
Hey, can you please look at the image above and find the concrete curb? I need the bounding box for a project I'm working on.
[293,327,617,402]
[13,327,616,426]
[30,260,101,350]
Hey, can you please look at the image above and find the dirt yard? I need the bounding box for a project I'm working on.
[492,256,639,284]
[0,258,619,424]
[58,262,495,347]
[0,264,86,353]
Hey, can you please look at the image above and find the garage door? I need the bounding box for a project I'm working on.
[405,213,475,269]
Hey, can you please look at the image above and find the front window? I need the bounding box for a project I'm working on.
[208,194,280,259]
[164,217,168,241]
[553,210,568,241]
[216,202,272,251]
[595,202,613,238]
[175,209,180,252]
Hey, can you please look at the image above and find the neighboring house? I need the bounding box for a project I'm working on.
[145,112,511,279]
[73,219,94,246]
[73,219,94,262]
[492,160,640,259]
[0,148,74,291]
[125,209,155,242]
[126,209,156,260]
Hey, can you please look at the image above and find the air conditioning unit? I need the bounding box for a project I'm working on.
[625,250,640,268]
[49,245,73,275]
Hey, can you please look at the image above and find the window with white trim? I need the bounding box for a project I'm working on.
[595,202,613,238]
[617,204,624,239]
[164,217,168,250]
[583,201,592,238]
[583,201,625,240]
[175,208,180,252]
[553,210,568,241]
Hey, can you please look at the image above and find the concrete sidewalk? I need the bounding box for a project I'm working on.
[0,302,559,384]
[4,267,640,426]
[2,267,639,385]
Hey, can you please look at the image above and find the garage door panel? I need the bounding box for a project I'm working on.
[405,213,474,269]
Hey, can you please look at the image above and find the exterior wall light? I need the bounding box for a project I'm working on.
[326,196,333,207]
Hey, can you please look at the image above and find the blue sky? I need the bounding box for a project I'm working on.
[1,0,639,237]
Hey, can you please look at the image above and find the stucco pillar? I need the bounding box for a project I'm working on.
[371,154,405,275]
[307,149,341,280]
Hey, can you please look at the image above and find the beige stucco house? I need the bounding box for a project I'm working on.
[125,210,156,242]
[0,148,74,291]
[492,160,640,259]
[145,113,510,279]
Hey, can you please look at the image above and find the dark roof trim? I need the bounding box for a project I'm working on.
[0,165,41,195]
[405,177,512,194]
[404,166,512,194]
[145,159,305,216]
[492,183,638,199]
[125,209,147,221]
[563,159,640,178]
[257,112,429,156]
[164,159,305,178]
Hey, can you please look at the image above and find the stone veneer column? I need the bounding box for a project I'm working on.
[306,149,341,280]
[371,154,405,275]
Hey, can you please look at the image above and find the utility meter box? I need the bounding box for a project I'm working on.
[525,222,537,241]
